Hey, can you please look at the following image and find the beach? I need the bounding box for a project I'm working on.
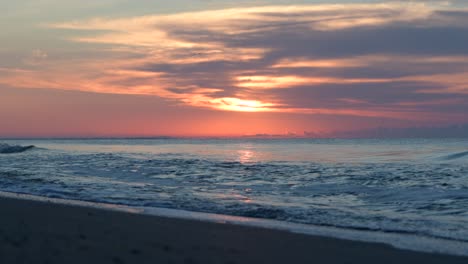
[1,195,467,264]
[3,0,468,262]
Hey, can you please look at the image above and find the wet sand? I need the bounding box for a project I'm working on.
[0,195,467,264]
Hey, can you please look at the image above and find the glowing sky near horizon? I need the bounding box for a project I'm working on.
[1,0,468,137]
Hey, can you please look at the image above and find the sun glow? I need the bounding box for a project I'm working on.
[210,97,276,112]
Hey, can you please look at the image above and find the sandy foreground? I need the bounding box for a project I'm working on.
[0,195,467,264]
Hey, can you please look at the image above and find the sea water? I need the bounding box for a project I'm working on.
[1,138,467,252]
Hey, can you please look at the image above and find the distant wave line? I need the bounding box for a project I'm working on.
[442,151,468,160]
[0,143,35,154]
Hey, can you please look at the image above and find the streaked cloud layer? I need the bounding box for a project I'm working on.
[1,1,468,136]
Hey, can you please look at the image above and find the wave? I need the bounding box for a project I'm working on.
[442,151,468,160]
[0,143,35,154]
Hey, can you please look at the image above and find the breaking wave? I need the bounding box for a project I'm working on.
[0,143,35,154]
[442,151,468,160]
[1,138,468,254]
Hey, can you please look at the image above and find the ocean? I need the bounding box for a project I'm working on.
[1,138,467,253]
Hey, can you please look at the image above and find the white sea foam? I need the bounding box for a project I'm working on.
[0,138,467,254]
[1,190,467,257]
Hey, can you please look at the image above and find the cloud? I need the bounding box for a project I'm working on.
[22,49,48,65]
[2,2,468,124]
[337,123,468,138]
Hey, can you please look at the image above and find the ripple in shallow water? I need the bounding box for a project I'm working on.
[0,139,467,244]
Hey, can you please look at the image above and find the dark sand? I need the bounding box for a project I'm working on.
[0,196,467,264]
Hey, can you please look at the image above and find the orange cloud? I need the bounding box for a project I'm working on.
[235,75,393,89]
[0,2,466,125]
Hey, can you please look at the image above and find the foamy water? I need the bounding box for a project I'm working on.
[0,138,467,253]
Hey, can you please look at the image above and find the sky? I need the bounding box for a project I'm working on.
[1,0,468,137]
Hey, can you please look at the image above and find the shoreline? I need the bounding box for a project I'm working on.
[2,191,468,257]
[1,192,468,263]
